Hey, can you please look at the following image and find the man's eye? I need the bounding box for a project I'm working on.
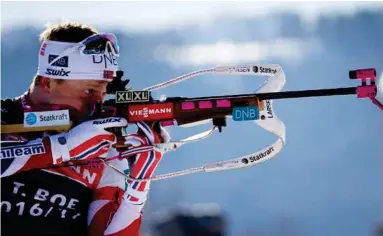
[85,89,96,95]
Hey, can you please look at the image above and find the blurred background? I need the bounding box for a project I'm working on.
[2,1,383,235]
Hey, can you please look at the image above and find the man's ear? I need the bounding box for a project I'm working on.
[40,77,51,93]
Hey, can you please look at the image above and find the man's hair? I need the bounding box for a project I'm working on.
[32,22,98,86]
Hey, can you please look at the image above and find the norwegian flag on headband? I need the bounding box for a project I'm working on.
[103,70,114,80]
[40,43,47,56]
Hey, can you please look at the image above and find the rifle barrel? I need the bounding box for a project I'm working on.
[180,87,357,102]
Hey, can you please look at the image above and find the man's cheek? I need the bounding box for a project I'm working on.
[65,97,87,111]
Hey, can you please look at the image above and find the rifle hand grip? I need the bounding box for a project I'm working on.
[112,136,130,150]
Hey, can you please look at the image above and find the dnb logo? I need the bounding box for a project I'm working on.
[48,55,69,67]
[232,106,259,121]
[25,113,37,125]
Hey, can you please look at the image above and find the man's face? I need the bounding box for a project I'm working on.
[49,79,109,114]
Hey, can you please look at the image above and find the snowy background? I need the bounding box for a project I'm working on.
[2,1,383,235]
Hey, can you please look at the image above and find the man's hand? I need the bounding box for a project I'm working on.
[49,117,128,164]
[120,121,170,205]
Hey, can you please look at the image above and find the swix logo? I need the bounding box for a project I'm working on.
[93,118,121,125]
[45,68,70,77]
[128,103,174,121]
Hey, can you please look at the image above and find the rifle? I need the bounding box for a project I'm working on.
[2,64,382,181]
